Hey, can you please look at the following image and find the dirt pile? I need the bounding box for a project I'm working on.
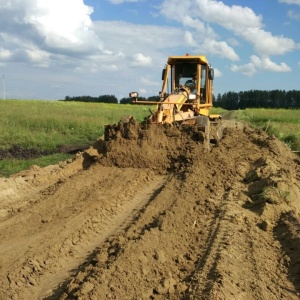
[92,115,207,170]
[0,117,299,300]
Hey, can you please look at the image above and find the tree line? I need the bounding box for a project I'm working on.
[64,89,300,109]
[214,90,300,109]
[64,95,118,103]
[63,94,160,104]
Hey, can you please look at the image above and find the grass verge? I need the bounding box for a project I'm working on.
[236,108,300,153]
[0,153,72,177]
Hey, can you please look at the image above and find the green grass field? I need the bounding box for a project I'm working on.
[0,100,299,177]
[0,100,153,150]
[0,100,153,176]
[236,108,300,152]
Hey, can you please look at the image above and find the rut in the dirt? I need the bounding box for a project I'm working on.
[0,117,300,300]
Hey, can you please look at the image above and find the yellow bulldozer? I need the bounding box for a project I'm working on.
[130,54,222,149]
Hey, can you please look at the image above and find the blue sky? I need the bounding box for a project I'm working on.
[0,0,299,100]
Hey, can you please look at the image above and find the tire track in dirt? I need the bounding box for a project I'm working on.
[0,165,166,300]
[186,130,300,300]
[184,189,230,300]
[56,168,220,299]
[188,184,278,300]
[40,170,167,299]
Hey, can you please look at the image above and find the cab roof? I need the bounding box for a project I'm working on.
[167,55,208,65]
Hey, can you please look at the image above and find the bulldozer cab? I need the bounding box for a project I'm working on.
[161,54,214,109]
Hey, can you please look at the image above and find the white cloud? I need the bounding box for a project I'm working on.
[0,48,12,60]
[184,31,197,47]
[279,0,300,5]
[25,48,50,67]
[194,0,262,30]
[231,63,257,77]
[160,0,298,57]
[0,0,105,62]
[232,55,292,76]
[93,21,184,53]
[250,55,292,72]
[183,15,215,38]
[0,0,131,75]
[23,0,101,52]
[181,15,239,61]
[202,0,298,56]
[132,53,152,66]
[160,2,239,61]
[202,39,239,61]
[244,29,297,56]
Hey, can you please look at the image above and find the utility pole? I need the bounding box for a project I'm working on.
[2,75,5,100]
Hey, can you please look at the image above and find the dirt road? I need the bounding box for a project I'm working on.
[0,117,299,299]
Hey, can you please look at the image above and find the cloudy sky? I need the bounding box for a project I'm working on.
[0,0,299,100]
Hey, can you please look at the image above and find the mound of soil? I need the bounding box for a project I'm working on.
[99,115,207,170]
[0,116,299,300]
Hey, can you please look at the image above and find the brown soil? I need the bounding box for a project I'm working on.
[0,116,300,300]
[0,144,90,160]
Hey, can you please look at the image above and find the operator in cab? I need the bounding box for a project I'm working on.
[185,73,197,94]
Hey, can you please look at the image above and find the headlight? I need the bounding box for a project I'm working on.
[129,92,138,98]
[189,94,196,100]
